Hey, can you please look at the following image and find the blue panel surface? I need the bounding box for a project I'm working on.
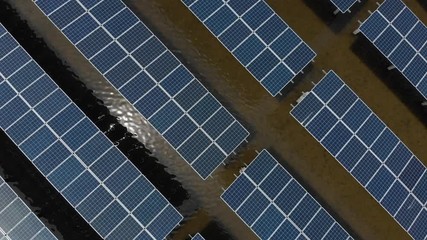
[35,0,249,179]
[336,137,367,171]
[105,56,141,88]
[5,111,43,144]
[150,100,183,133]
[0,176,57,239]
[321,122,352,156]
[237,189,270,225]
[252,205,284,239]
[192,144,227,179]
[359,0,427,100]
[119,177,154,211]
[183,0,315,96]
[49,0,85,29]
[291,70,427,240]
[63,14,98,43]
[351,151,381,186]
[33,140,71,175]
[204,5,237,35]
[0,24,182,240]
[221,150,351,239]
[7,61,44,92]
[104,8,138,38]
[178,130,211,164]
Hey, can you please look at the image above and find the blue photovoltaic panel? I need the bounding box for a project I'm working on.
[191,233,205,240]
[221,150,352,240]
[33,0,249,179]
[290,71,427,240]
[182,0,316,96]
[0,24,182,240]
[358,0,427,100]
[330,0,359,13]
[0,176,57,240]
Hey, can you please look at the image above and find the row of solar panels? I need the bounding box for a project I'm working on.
[222,150,352,240]
[291,71,427,240]
[0,176,57,240]
[1,0,426,239]
[357,0,427,100]
[33,0,249,180]
[0,24,182,240]
[184,0,427,102]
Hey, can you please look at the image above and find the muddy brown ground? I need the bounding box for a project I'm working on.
[6,0,427,239]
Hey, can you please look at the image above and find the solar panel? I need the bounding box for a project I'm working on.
[0,176,57,240]
[290,71,427,240]
[357,0,427,100]
[0,24,182,240]
[182,0,316,96]
[221,149,352,240]
[33,0,249,179]
[191,233,205,240]
[330,0,359,13]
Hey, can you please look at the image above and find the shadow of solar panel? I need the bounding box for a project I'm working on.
[358,0,427,100]
[330,0,359,13]
[0,177,57,240]
[221,150,352,240]
[33,0,249,179]
[183,0,316,96]
[192,233,205,240]
[0,25,182,239]
[291,70,427,240]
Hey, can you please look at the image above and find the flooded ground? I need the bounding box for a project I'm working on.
[2,0,427,240]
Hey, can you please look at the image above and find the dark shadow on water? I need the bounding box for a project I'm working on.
[302,0,366,33]
[277,63,315,101]
[267,147,361,239]
[185,219,235,240]
[0,0,189,235]
[0,131,100,240]
[351,35,427,125]
[419,1,427,11]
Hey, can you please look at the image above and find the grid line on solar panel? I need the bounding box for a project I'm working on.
[0,24,182,240]
[182,0,316,97]
[0,178,57,240]
[329,0,359,13]
[33,0,249,180]
[358,0,427,100]
[221,149,352,240]
[290,70,427,240]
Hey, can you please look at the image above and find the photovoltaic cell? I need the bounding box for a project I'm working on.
[34,0,249,179]
[0,24,182,240]
[290,71,427,240]
[358,0,427,100]
[221,149,352,240]
[0,176,57,240]
[182,0,316,96]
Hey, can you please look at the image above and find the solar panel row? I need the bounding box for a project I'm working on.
[222,150,352,240]
[0,176,57,240]
[182,0,316,96]
[358,0,427,100]
[0,24,182,240]
[33,0,249,179]
[291,71,427,240]
[330,0,359,13]
[191,233,205,240]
